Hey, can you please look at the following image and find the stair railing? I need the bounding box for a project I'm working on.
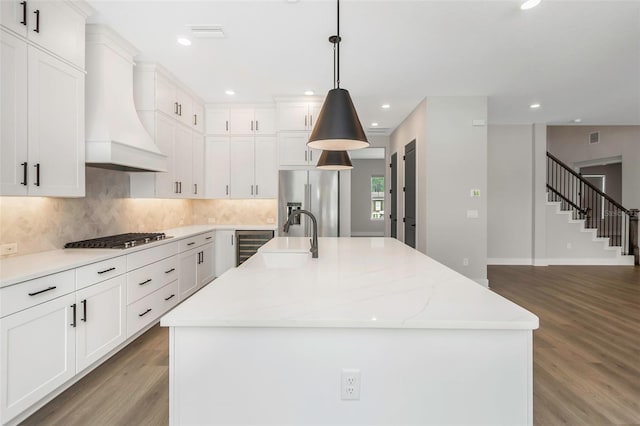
[547,152,637,262]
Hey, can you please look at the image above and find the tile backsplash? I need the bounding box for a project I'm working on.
[0,167,275,257]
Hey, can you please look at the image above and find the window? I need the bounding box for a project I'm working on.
[371,176,384,220]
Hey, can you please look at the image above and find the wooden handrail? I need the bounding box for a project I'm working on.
[547,152,629,214]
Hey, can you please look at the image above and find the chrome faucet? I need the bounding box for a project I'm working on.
[283,209,318,258]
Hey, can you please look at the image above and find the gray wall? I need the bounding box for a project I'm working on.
[580,163,622,204]
[350,159,385,236]
[487,125,534,263]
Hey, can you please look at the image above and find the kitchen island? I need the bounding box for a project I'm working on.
[161,237,538,425]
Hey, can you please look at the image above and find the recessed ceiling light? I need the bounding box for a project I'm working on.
[371,122,379,127]
[381,104,390,109]
[529,103,541,109]
[520,0,541,10]
[177,37,192,46]
[574,118,582,123]
[304,90,314,96]
[225,90,235,96]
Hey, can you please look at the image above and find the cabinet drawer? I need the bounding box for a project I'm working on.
[126,255,179,304]
[76,256,126,290]
[126,279,179,338]
[127,241,179,271]
[0,269,75,318]
[157,279,180,313]
[179,232,214,252]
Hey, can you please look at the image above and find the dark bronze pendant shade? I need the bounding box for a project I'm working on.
[316,149,353,170]
[308,88,369,151]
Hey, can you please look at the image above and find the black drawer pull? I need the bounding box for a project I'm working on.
[20,1,27,25]
[205,236,212,240]
[70,303,77,327]
[33,9,39,33]
[164,294,175,301]
[81,299,87,322]
[187,242,195,246]
[34,163,40,186]
[28,286,56,296]
[97,267,116,274]
[165,268,176,274]
[139,308,152,317]
[138,278,152,286]
[21,162,27,185]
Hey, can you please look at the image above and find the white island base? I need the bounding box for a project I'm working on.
[162,238,538,425]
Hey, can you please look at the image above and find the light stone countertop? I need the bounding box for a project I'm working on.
[160,237,539,330]
[0,224,276,288]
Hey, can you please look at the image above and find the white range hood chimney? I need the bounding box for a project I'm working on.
[85,24,167,172]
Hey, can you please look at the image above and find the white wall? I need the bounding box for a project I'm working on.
[390,97,488,285]
[487,125,534,264]
[350,159,385,236]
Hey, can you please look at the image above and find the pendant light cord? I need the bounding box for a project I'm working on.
[336,0,340,88]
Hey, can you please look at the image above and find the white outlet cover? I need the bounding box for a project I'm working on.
[466,210,479,219]
[341,369,361,401]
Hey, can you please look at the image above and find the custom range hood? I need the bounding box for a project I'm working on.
[85,25,167,172]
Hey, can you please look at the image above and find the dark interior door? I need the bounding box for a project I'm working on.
[390,153,398,239]
[404,141,416,248]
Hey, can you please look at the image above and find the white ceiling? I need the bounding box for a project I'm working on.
[87,0,640,133]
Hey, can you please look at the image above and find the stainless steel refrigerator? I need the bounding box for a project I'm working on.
[278,170,339,237]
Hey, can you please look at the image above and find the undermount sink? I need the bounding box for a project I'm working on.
[260,251,311,269]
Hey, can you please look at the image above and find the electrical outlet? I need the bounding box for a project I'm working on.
[463,258,469,266]
[566,242,572,249]
[1,243,18,255]
[266,217,276,224]
[341,369,361,401]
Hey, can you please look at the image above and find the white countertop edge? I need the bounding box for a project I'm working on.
[159,318,539,330]
[0,224,275,287]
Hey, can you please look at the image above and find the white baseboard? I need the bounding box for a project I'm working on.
[487,258,533,265]
[545,257,635,266]
[533,259,549,266]
[474,278,489,287]
[350,232,385,237]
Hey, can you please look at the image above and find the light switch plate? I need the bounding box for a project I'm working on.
[466,210,479,219]
[0,243,18,255]
[470,189,481,197]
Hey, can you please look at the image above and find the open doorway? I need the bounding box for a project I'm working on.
[349,148,386,237]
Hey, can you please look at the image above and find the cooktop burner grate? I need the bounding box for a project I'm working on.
[64,232,168,249]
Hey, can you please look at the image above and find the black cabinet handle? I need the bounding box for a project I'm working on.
[81,299,87,322]
[165,268,175,274]
[138,278,152,286]
[21,162,27,185]
[178,104,182,116]
[178,182,182,194]
[174,102,179,115]
[138,308,152,317]
[164,294,175,301]
[187,242,195,246]
[194,183,197,195]
[225,120,229,131]
[256,120,259,131]
[20,1,27,25]
[70,303,77,327]
[97,267,116,274]
[193,114,197,125]
[28,286,56,296]
[33,9,39,33]
[205,236,212,240]
[34,163,40,186]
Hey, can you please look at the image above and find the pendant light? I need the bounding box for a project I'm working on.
[308,0,369,152]
[316,150,353,170]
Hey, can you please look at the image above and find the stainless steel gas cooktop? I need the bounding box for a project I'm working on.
[64,232,169,249]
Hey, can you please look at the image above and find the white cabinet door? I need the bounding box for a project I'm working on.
[28,1,86,68]
[197,243,215,288]
[156,73,177,118]
[27,46,84,197]
[0,30,28,195]
[214,230,236,277]
[75,275,126,372]
[1,0,28,36]
[229,137,255,199]
[205,108,229,135]
[174,125,193,198]
[205,136,230,199]
[191,134,204,198]
[254,108,276,135]
[192,102,204,133]
[0,293,76,425]
[308,102,323,130]
[278,132,311,166]
[179,248,198,299]
[229,109,254,135]
[277,102,309,131]
[155,114,176,198]
[255,137,277,199]
[176,88,192,128]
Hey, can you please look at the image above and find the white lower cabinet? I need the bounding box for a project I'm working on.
[215,230,236,277]
[75,275,126,372]
[0,293,76,424]
[126,279,179,338]
[179,248,198,299]
[197,243,215,288]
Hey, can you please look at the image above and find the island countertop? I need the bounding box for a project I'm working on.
[161,237,539,330]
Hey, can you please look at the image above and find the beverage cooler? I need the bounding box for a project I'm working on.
[235,230,275,266]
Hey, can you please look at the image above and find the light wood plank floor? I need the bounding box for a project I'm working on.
[22,265,640,425]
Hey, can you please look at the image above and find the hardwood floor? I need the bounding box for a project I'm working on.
[22,266,640,425]
[489,265,640,426]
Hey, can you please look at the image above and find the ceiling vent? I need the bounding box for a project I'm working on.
[187,25,225,38]
[367,127,391,134]
[589,132,600,144]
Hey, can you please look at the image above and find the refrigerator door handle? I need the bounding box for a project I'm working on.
[304,183,311,237]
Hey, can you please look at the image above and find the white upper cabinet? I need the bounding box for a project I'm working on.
[277,132,321,167]
[191,134,204,198]
[1,0,89,68]
[204,136,230,199]
[229,136,277,199]
[277,101,323,132]
[254,137,278,198]
[192,102,204,133]
[206,106,276,136]
[155,72,177,118]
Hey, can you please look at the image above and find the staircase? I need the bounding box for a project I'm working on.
[546,152,638,265]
